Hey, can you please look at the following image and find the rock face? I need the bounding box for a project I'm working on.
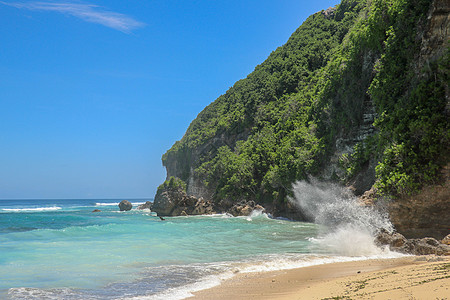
[163,129,250,201]
[118,200,132,211]
[385,1,450,240]
[152,187,268,217]
[375,229,450,255]
[157,0,449,235]
[417,0,450,71]
[152,187,215,217]
[137,201,152,210]
[388,164,450,239]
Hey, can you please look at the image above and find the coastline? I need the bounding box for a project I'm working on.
[189,256,450,299]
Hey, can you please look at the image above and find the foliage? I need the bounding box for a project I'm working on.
[156,176,187,194]
[339,138,376,180]
[161,0,448,202]
[373,52,449,196]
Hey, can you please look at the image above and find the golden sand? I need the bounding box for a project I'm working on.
[190,256,450,300]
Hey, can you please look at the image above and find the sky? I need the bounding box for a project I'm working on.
[0,0,340,199]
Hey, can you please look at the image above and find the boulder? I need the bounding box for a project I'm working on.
[375,228,408,249]
[442,234,450,245]
[375,229,450,255]
[118,200,132,211]
[409,238,450,256]
[228,200,266,217]
[138,201,152,210]
[152,189,181,216]
[152,187,215,216]
[152,181,268,217]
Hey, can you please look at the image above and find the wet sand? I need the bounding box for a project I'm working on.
[190,256,450,299]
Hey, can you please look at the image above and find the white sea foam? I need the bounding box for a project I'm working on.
[2,206,62,213]
[290,178,394,256]
[95,201,147,206]
[8,287,77,299]
[95,202,120,206]
[123,251,405,300]
[121,271,234,300]
[238,252,404,274]
[247,209,267,220]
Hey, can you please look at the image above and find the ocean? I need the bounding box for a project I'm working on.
[0,189,403,299]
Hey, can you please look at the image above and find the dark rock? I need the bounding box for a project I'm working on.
[216,199,234,212]
[268,200,308,221]
[388,157,450,240]
[375,228,408,250]
[92,209,101,213]
[118,200,132,211]
[409,238,450,256]
[228,200,266,217]
[138,201,152,210]
[375,229,450,255]
[152,182,270,217]
[152,188,183,216]
[191,197,215,215]
[152,186,215,216]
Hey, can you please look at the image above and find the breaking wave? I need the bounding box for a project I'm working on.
[1,206,62,213]
[290,178,393,256]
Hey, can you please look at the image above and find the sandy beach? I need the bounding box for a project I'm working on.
[190,256,450,299]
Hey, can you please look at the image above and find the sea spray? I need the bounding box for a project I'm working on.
[290,178,393,256]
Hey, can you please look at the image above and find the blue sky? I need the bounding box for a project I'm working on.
[0,0,339,199]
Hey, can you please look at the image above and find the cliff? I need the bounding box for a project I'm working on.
[157,0,449,238]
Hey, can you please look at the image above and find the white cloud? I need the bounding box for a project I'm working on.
[1,1,145,33]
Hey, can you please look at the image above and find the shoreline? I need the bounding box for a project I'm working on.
[189,256,450,299]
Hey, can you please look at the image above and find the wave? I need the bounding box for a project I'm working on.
[5,252,406,300]
[1,206,62,213]
[7,287,78,300]
[238,252,405,274]
[166,211,271,220]
[122,251,405,300]
[125,271,234,300]
[289,178,393,256]
[95,202,147,207]
[95,202,120,206]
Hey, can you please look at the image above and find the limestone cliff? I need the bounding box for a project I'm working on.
[158,0,449,237]
[385,0,449,239]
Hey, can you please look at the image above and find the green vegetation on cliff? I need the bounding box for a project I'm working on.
[161,0,449,204]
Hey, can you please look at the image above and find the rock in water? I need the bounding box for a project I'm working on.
[92,209,101,213]
[138,201,152,210]
[152,187,215,217]
[119,200,132,211]
[228,200,265,217]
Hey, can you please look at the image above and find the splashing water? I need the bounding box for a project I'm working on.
[290,178,393,256]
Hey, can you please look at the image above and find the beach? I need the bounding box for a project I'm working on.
[191,256,450,299]
[2,199,448,299]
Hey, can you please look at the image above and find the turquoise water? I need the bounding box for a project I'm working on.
[0,198,399,299]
